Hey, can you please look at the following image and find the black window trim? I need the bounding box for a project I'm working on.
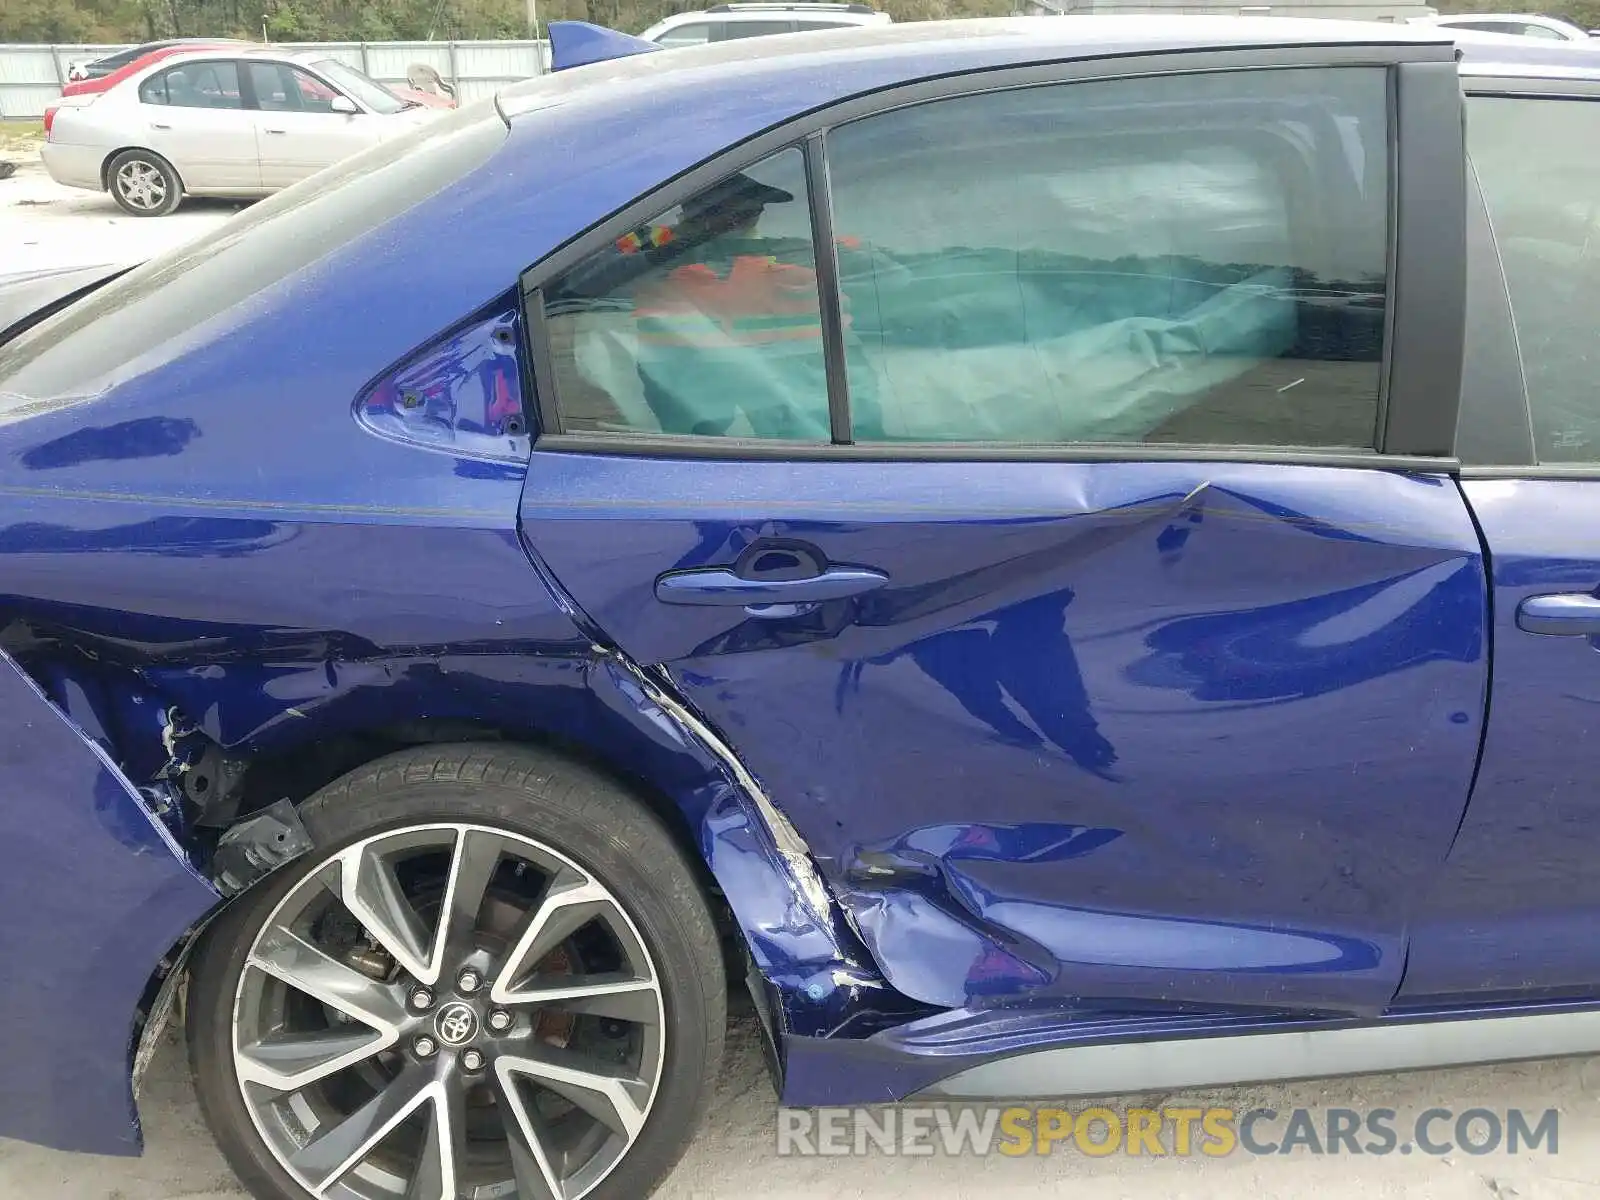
[1383,59,1465,457]
[522,44,1463,471]
[803,133,852,444]
[1457,77,1600,478]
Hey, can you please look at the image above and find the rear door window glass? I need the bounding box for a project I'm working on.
[825,67,1392,447]
[139,60,243,109]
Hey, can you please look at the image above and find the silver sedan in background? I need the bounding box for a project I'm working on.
[42,47,445,216]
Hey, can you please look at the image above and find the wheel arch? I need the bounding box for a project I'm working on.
[219,716,720,915]
[100,145,183,193]
[1,638,929,1150]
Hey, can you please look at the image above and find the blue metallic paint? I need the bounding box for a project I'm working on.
[519,454,1489,1016]
[0,649,218,1153]
[0,14,1587,1160]
[356,300,531,463]
[1401,478,1600,1001]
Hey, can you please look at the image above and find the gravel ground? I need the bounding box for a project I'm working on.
[3,1018,1600,1200]
[3,140,1599,1200]
[0,138,238,275]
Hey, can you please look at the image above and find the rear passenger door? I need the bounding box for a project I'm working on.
[136,59,259,190]
[1400,80,1600,1002]
[519,51,1488,1018]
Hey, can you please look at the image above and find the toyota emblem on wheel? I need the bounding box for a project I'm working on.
[434,1002,479,1047]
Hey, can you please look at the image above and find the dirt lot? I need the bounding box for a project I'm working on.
[3,136,1600,1200]
[1,125,239,275]
[2,1020,1600,1200]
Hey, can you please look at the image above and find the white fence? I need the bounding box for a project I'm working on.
[0,40,551,119]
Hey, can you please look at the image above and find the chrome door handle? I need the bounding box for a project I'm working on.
[264,128,287,134]
[655,565,889,611]
[149,122,171,130]
[1517,592,1600,635]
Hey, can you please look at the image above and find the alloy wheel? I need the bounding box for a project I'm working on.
[232,823,665,1200]
[115,159,168,212]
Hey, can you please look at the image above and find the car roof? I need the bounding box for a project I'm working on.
[133,45,337,69]
[485,15,1600,296]
[503,15,1452,122]
[489,16,1457,282]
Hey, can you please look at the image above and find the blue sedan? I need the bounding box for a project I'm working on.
[0,15,1597,1200]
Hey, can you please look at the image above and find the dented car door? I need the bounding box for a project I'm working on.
[519,53,1487,1017]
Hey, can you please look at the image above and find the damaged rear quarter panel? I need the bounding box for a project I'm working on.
[0,647,218,1154]
[0,101,922,1152]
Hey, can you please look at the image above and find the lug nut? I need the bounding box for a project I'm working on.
[458,969,482,994]
[487,1009,513,1032]
[461,1048,485,1071]
[414,1036,438,1058]
[409,987,434,1012]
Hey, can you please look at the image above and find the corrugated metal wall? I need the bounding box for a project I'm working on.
[0,40,549,118]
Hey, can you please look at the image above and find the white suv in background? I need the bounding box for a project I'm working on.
[1413,12,1598,40]
[639,3,891,48]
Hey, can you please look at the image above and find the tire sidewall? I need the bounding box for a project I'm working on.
[187,749,725,1200]
[108,149,181,217]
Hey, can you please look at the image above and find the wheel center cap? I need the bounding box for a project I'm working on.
[434,1002,479,1046]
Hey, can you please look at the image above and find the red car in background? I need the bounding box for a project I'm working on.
[44,42,453,136]
[59,41,251,100]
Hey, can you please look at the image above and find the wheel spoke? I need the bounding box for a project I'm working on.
[491,871,613,1004]
[435,827,505,971]
[493,1064,567,1200]
[289,1063,438,1193]
[496,1045,650,1141]
[510,974,659,1024]
[405,1074,467,1200]
[335,840,436,985]
[249,921,409,1031]
[236,823,666,1200]
[236,1026,392,1093]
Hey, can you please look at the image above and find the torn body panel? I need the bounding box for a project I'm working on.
[2,618,919,1123]
[0,647,218,1154]
[520,454,1490,1018]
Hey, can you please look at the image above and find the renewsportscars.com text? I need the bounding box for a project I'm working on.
[776,1105,1560,1158]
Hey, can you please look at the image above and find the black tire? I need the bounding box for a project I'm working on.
[105,148,182,216]
[187,743,726,1200]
